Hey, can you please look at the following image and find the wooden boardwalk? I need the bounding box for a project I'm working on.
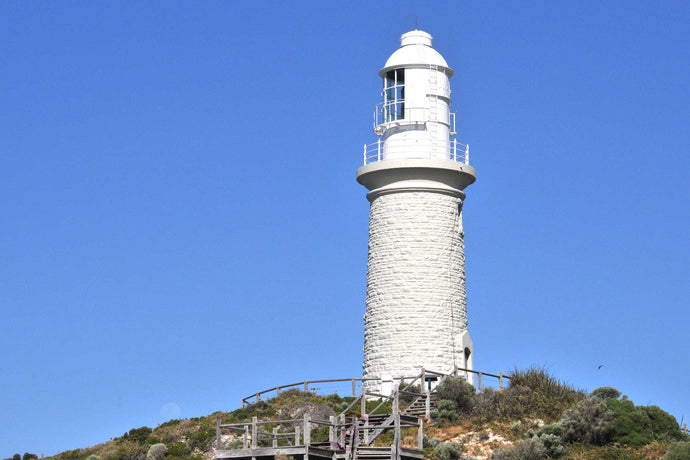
[217,369,511,460]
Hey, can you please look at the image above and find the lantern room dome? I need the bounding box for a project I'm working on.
[379,30,453,77]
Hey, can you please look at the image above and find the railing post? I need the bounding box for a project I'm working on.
[329,415,336,448]
[361,387,367,417]
[363,144,367,164]
[392,384,399,414]
[465,144,470,165]
[276,386,281,396]
[304,381,309,392]
[377,138,381,161]
[364,416,370,445]
[243,425,249,449]
[256,392,260,402]
[304,414,311,446]
[393,386,401,460]
[417,418,424,449]
[477,372,482,392]
[295,425,301,446]
[453,139,457,161]
[339,414,346,446]
[251,417,258,449]
[242,399,246,408]
[352,378,356,397]
[421,368,427,394]
[498,372,504,390]
[216,417,221,450]
[273,427,278,448]
[425,390,431,419]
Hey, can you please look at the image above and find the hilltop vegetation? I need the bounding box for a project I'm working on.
[6,367,688,460]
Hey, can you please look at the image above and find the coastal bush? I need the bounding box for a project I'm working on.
[591,387,622,400]
[502,366,585,422]
[558,397,614,445]
[435,377,475,414]
[491,439,547,460]
[433,442,463,460]
[146,444,166,460]
[605,399,683,446]
[165,442,190,457]
[663,441,690,459]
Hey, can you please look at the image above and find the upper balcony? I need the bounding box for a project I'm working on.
[362,138,470,166]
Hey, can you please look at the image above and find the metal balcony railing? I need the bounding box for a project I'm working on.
[362,139,470,166]
[373,103,457,134]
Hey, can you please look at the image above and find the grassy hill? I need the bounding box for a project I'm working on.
[8,368,690,460]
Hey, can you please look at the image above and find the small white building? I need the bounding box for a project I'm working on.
[357,30,477,394]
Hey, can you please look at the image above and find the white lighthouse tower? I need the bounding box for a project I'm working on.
[358,30,476,393]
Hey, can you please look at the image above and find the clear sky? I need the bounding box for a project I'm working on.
[1,1,688,457]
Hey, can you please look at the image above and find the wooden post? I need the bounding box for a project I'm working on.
[242,399,246,408]
[394,415,401,460]
[256,392,261,402]
[329,415,336,448]
[421,368,427,394]
[361,388,367,417]
[295,425,301,446]
[276,386,281,396]
[272,427,278,448]
[477,373,482,392]
[339,414,346,446]
[304,414,311,445]
[393,385,399,414]
[243,425,249,449]
[453,365,458,377]
[417,418,424,449]
[425,389,431,419]
[352,378,356,397]
[304,381,309,392]
[216,417,221,450]
[364,417,370,445]
[498,372,504,390]
[304,415,311,460]
[251,417,258,449]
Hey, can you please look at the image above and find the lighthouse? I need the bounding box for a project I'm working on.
[357,30,476,393]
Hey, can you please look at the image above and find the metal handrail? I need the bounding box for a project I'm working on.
[373,102,457,130]
[362,139,470,165]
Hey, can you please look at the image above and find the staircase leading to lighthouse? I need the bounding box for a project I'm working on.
[215,369,495,460]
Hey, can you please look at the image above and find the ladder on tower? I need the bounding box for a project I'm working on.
[428,65,440,158]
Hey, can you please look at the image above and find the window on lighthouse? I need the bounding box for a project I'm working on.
[383,69,404,123]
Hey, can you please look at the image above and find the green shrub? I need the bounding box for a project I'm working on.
[422,435,441,448]
[558,397,614,445]
[605,399,683,446]
[531,433,565,458]
[146,444,167,460]
[227,440,244,450]
[122,427,155,445]
[84,456,101,460]
[430,399,459,424]
[165,443,190,457]
[433,442,463,460]
[503,366,585,422]
[435,377,475,414]
[22,454,38,460]
[663,441,690,459]
[491,439,547,460]
[591,387,622,400]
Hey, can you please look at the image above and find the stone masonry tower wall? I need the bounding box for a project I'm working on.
[363,191,467,380]
[357,30,476,394]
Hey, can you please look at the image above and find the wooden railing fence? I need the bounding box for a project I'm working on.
[241,367,510,408]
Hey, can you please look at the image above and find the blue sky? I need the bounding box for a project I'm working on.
[1,1,689,456]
